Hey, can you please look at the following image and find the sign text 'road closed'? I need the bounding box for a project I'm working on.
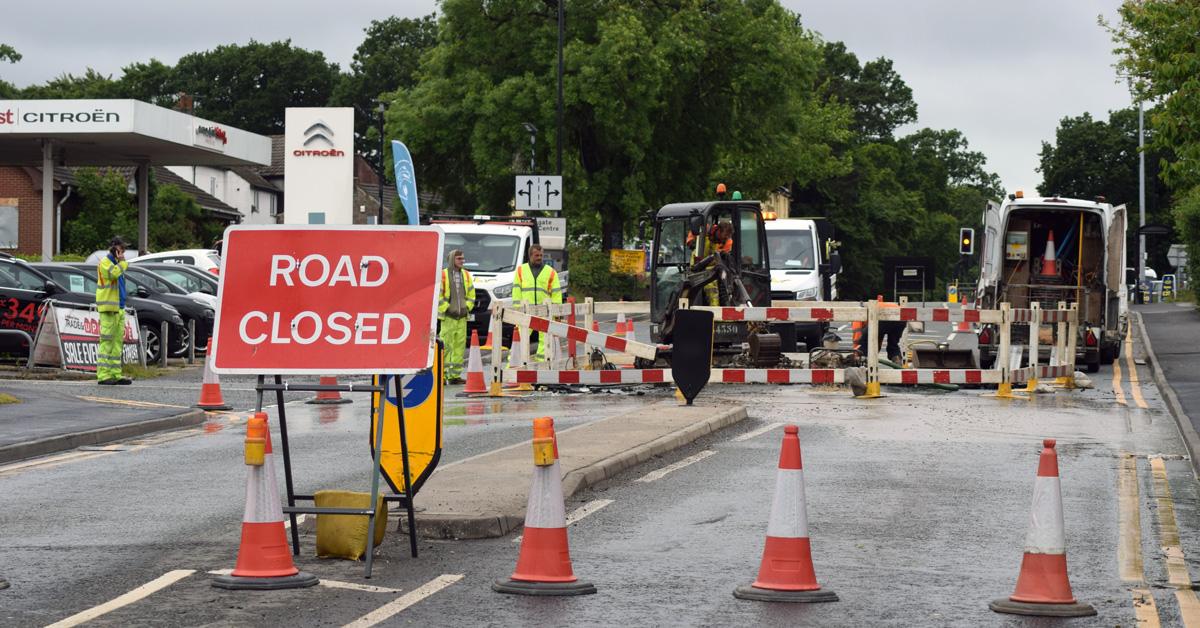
[212,226,444,375]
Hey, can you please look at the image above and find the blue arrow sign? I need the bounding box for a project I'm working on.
[384,369,433,409]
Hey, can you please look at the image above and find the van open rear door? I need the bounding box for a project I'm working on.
[1107,204,1128,313]
[977,200,1002,303]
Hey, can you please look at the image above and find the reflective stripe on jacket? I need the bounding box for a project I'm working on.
[512,264,562,305]
[96,257,128,313]
[438,268,476,318]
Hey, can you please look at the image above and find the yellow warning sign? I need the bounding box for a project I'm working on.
[609,249,645,275]
[370,347,443,496]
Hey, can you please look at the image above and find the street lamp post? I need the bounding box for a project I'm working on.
[377,102,387,226]
[522,122,538,173]
[556,0,564,176]
[1137,96,1146,302]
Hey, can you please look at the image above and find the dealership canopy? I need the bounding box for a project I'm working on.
[0,99,272,260]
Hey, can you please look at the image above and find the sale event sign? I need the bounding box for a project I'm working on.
[212,225,444,375]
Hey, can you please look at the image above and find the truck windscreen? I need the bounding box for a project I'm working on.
[445,234,521,272]
[766,230,815,270]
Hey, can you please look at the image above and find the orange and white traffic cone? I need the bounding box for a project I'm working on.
[615,312,627,337]
[213,412,318,590]
[956,300,973,333]
[480,329,495,351]
[1039,231,1059,278]
[463,330,487,395]
[308,376,352,405]
[196,339,232,411]
[990,439,1094,617]
[493,417,595,596]
[734,425,837,603]
[505,328,533,391]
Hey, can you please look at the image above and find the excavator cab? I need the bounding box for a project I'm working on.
[649,201,772,357]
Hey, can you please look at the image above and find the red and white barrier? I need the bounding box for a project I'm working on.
[501,308,658,361]
[711,369,844,384]
[505,369,670,386]
[693,306,866,323]
[878,369,1002,385]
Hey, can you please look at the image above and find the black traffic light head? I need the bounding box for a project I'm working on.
[959,228,975,255]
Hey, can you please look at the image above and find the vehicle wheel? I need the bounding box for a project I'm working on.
[141,325,160,364]
[1086,358,1101,373]
[1100,345,1117,365]
[170,324,192,357]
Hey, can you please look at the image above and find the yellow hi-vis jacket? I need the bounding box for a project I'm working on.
[438,267,476,319]
[96,256,128,313]
[512,263,562,306]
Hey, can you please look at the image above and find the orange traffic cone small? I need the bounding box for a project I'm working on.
[493,418,595,596]
[463,331,487,394]
[196,339,232,411]
[308,376,352,405]
[1039,231,1059,278]
[956,300,973,333]
[615,312,627,337]
[214,412,318,590]
[734,425,837,603]
[990,439,1094,617]
[591,320,600,333]
[480,329,495,351]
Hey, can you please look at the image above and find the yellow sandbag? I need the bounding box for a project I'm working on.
[313,490,388,560]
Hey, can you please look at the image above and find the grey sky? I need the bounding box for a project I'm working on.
[3,0,1130,194]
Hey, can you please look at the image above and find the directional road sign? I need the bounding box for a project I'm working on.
[514,175,563,211]
[371,347,443,496]
[1168,244,1188,268]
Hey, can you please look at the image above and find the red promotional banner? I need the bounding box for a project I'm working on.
[212,226,443,374]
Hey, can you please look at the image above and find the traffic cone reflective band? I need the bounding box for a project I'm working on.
[463,330,487,394]
[494,418,595,596]
[308,376,352,405]
[990,439,1094,617]
[1039,231,1059,277]
[196,339,232,411]
[214,412,318,590]
[615,312,627,337]
[735,425,837,603]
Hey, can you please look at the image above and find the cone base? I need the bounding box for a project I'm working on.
[734,584,838,603]
[0,576,9,590]
[989,598,1095,617]
[196,403,233,411]
[307,397,353,405]
[213,571,319,591]
[492,578,596,596]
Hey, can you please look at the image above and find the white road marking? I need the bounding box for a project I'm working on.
[76,395,188,409]
[514,499,615,543]
[636,450,716,483]
[45,569,195,628]
[732,422,784,442]
[205,570,398,593]
[0,450,116,476]
[342,574,464,628]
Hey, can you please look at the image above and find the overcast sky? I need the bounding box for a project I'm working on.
[2,0,1130,194]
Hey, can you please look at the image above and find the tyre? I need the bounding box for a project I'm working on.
[141,325,161,364]
[169,323,192,357]
[1086,357,1101,373]
[1100,345,1117,365]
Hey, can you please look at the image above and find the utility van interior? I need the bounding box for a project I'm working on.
[998,207,1105,331]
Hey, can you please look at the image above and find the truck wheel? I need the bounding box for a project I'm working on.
[1086,357,1101,373]
[1100,345,1117,365]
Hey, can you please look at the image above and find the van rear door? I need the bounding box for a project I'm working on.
[1106,204,1127,311]
[977,200,1002,302]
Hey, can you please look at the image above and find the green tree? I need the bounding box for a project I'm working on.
[116,59,178,107]
[171,40,339,134]
[64,169,138,254]
[0,44,19,98]
[334,15,438,173]
[390,0,847,249]
[817,41,917,142]
[19,68,123,99]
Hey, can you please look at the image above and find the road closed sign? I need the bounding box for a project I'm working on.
[212,225,444,374]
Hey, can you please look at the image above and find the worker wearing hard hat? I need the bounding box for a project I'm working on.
[438,249,476,384]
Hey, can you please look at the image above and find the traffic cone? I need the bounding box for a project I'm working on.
[615,312,627,337]
[463,330,487,394]
[493,418,595,596]
[990,439,1095,617]
[734,425,837,603]
[308,376,352,405]
[480,329,495,351]
[506,328,533,391]
[956,300,973,333]
[1039,231,1059,278]
[196,339,232,411]
[592,320,600,333]
[214,412,318,590]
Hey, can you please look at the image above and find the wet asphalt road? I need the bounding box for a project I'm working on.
[3,315,1200,627]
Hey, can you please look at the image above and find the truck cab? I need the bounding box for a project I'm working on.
[975,193,1127,372]
[764,216,841,350]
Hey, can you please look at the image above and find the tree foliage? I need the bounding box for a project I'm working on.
[818,41,917,142]
[0,43,19,98]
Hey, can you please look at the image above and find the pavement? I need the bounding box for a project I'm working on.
[1135,300,1200,477]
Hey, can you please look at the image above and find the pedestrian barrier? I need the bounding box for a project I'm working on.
[734,425,837,603]
[213,411,319,590]
[990,439,1095,617]
[196,339,232,411]
[493,417,595,596]
[308,376,353,405]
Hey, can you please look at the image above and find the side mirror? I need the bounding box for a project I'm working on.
[136,286,151,298]
[43,280,63,295]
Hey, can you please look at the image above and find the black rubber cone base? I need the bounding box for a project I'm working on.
[989,598,1096,617]
[212,571,319,591]
[492,578,596,596]
[734,584,838,603]
[197,403,233,411]
[0,576,9,590]
[307,398,352,405]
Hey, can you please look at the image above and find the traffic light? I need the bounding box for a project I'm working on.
[959,228,975,255]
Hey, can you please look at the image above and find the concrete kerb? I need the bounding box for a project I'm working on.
[397,402,749,540]
[0,409,208,465]
[1135,310,1200,481]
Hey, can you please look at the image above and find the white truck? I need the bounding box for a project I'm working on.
[974,193,1127,372]
[431,215,568,342]
[764,217,841,350]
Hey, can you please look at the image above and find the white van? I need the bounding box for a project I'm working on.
[975,193,1127,371]
[764,217,841,350]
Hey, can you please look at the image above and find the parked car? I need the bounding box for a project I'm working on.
[84,249,142,264]
[0,255,83,357]
[68,264,215,354]
[31,263,186,363]
[132,249,222,276]
[131,262,219,306]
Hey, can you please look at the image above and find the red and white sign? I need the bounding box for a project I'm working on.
[212,225,444,375]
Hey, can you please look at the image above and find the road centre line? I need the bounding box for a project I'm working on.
[342,574,464,628]
[1179,591,1200,628]
[45,569,195,628]
[1133,589,1162,628]
[1118,453,1143,583]
[732,422,784,442]
[1126,326,1149,410]
[1149,457,1192,589]
[636,450,716,483]
[0,449,115,476]
[514,499,614,543]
